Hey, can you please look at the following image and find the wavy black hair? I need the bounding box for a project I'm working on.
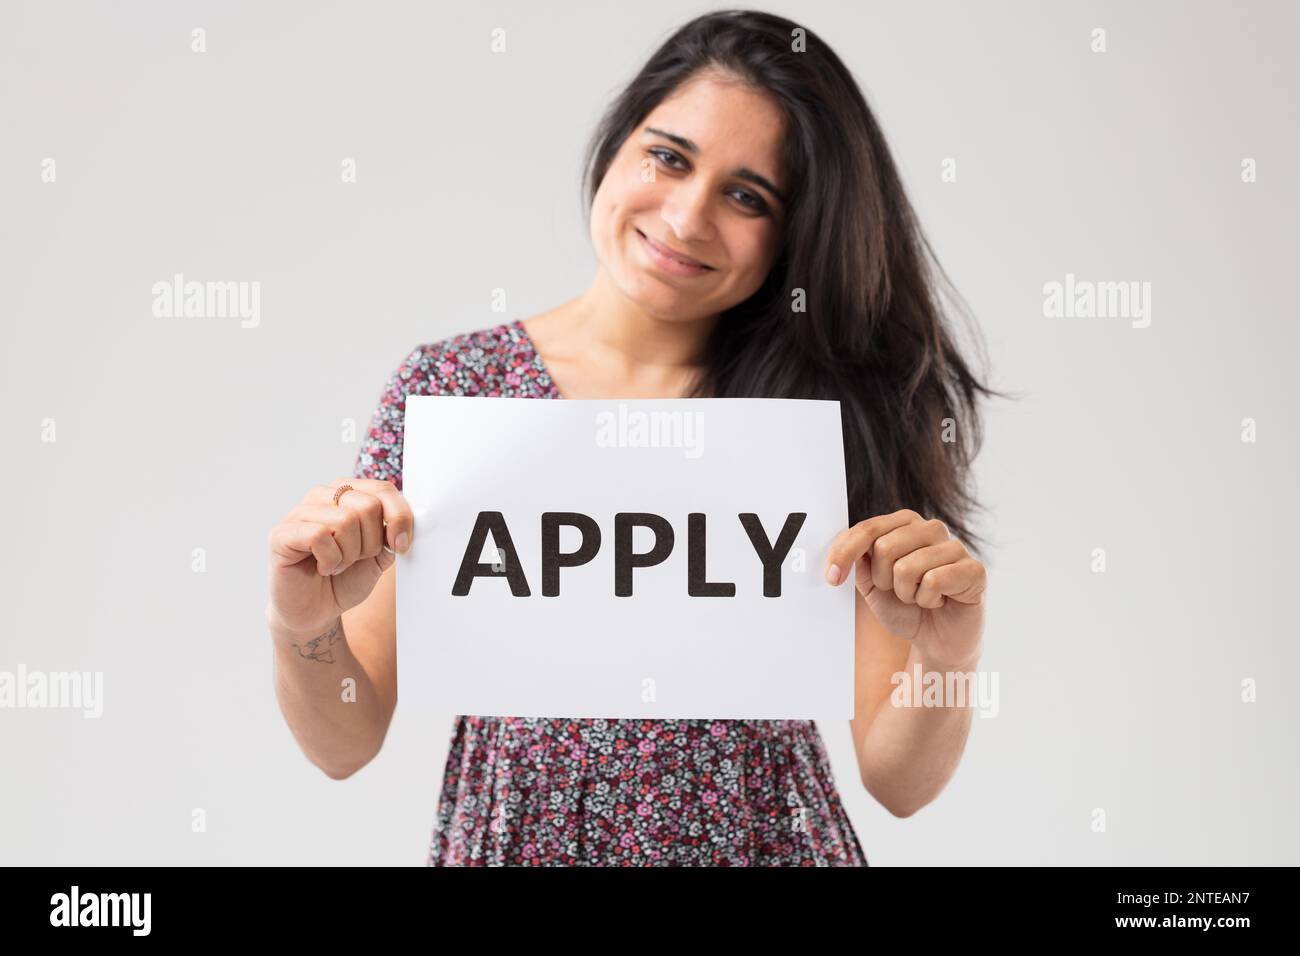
[581,9,1010,556]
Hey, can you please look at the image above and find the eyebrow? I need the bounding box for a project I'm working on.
[643,126,788,205]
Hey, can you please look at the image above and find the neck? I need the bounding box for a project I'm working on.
[568,266,718,370]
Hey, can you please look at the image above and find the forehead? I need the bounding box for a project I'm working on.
[645,74,786,168]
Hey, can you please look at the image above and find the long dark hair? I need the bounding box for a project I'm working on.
[581,9,1010,557]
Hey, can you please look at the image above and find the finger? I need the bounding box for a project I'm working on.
[359,480,415,554]
[892,539,966,604]
[869,518,951,594]
[917,557,987,607]
[914,566,947,609]
[307,477,400,509]
[312,478,413,554]
[286,503,363,571]
[334,489,386,561]
[372,545,397,575]
[269,520,345,576]
[824,509,919,585]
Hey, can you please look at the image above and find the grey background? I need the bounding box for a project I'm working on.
[1,0,1296,865]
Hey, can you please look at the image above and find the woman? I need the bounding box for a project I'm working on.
[266,9,1000,866]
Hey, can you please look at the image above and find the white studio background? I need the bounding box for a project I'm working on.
[1,0,1296,865]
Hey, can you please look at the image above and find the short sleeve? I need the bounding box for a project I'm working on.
[351,345,441,492]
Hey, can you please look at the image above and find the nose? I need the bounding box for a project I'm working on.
[660,178,717,245]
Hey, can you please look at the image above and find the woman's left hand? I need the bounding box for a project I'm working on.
[825,509,987,670]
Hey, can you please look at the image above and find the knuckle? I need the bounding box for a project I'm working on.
[319,511,346,536]
[348,493,377,520]
[361,477,395,499]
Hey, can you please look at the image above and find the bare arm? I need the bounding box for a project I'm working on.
[849,588,979,817]
[270,547,400,779]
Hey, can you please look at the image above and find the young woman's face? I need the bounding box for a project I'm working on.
[589,71,789,322]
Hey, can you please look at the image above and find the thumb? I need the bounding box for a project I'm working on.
[853,551,876,600]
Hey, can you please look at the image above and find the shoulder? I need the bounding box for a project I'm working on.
[355,320,534,487]
[383,319,543,399]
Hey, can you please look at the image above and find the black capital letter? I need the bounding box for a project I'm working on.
[738,512,806,597]
[688,513,736,597]
[451,511,530,596]
[614,513,674,597]
[541,512,601,596]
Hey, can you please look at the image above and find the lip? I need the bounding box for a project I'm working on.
[635,228,714,277]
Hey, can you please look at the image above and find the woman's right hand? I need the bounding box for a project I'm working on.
[266,478,414,638]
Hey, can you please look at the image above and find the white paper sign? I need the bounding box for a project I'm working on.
[396,396,854,719]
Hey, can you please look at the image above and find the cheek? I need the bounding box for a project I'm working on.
[605,174,659,223]
[589,183,622,252]
[729,230,778,281]
[594,183,657,255]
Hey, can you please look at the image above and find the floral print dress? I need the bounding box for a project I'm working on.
[352,318,869,866]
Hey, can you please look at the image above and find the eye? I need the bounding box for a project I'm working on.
[647,148,772,216]
[648,147,687,171]
[729,189,769,213]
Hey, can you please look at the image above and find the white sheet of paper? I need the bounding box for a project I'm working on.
[396,396,854,719]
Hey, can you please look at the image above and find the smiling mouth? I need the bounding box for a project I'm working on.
[635,229,714,271]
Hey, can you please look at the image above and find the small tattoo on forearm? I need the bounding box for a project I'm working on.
[292,620,343,663]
